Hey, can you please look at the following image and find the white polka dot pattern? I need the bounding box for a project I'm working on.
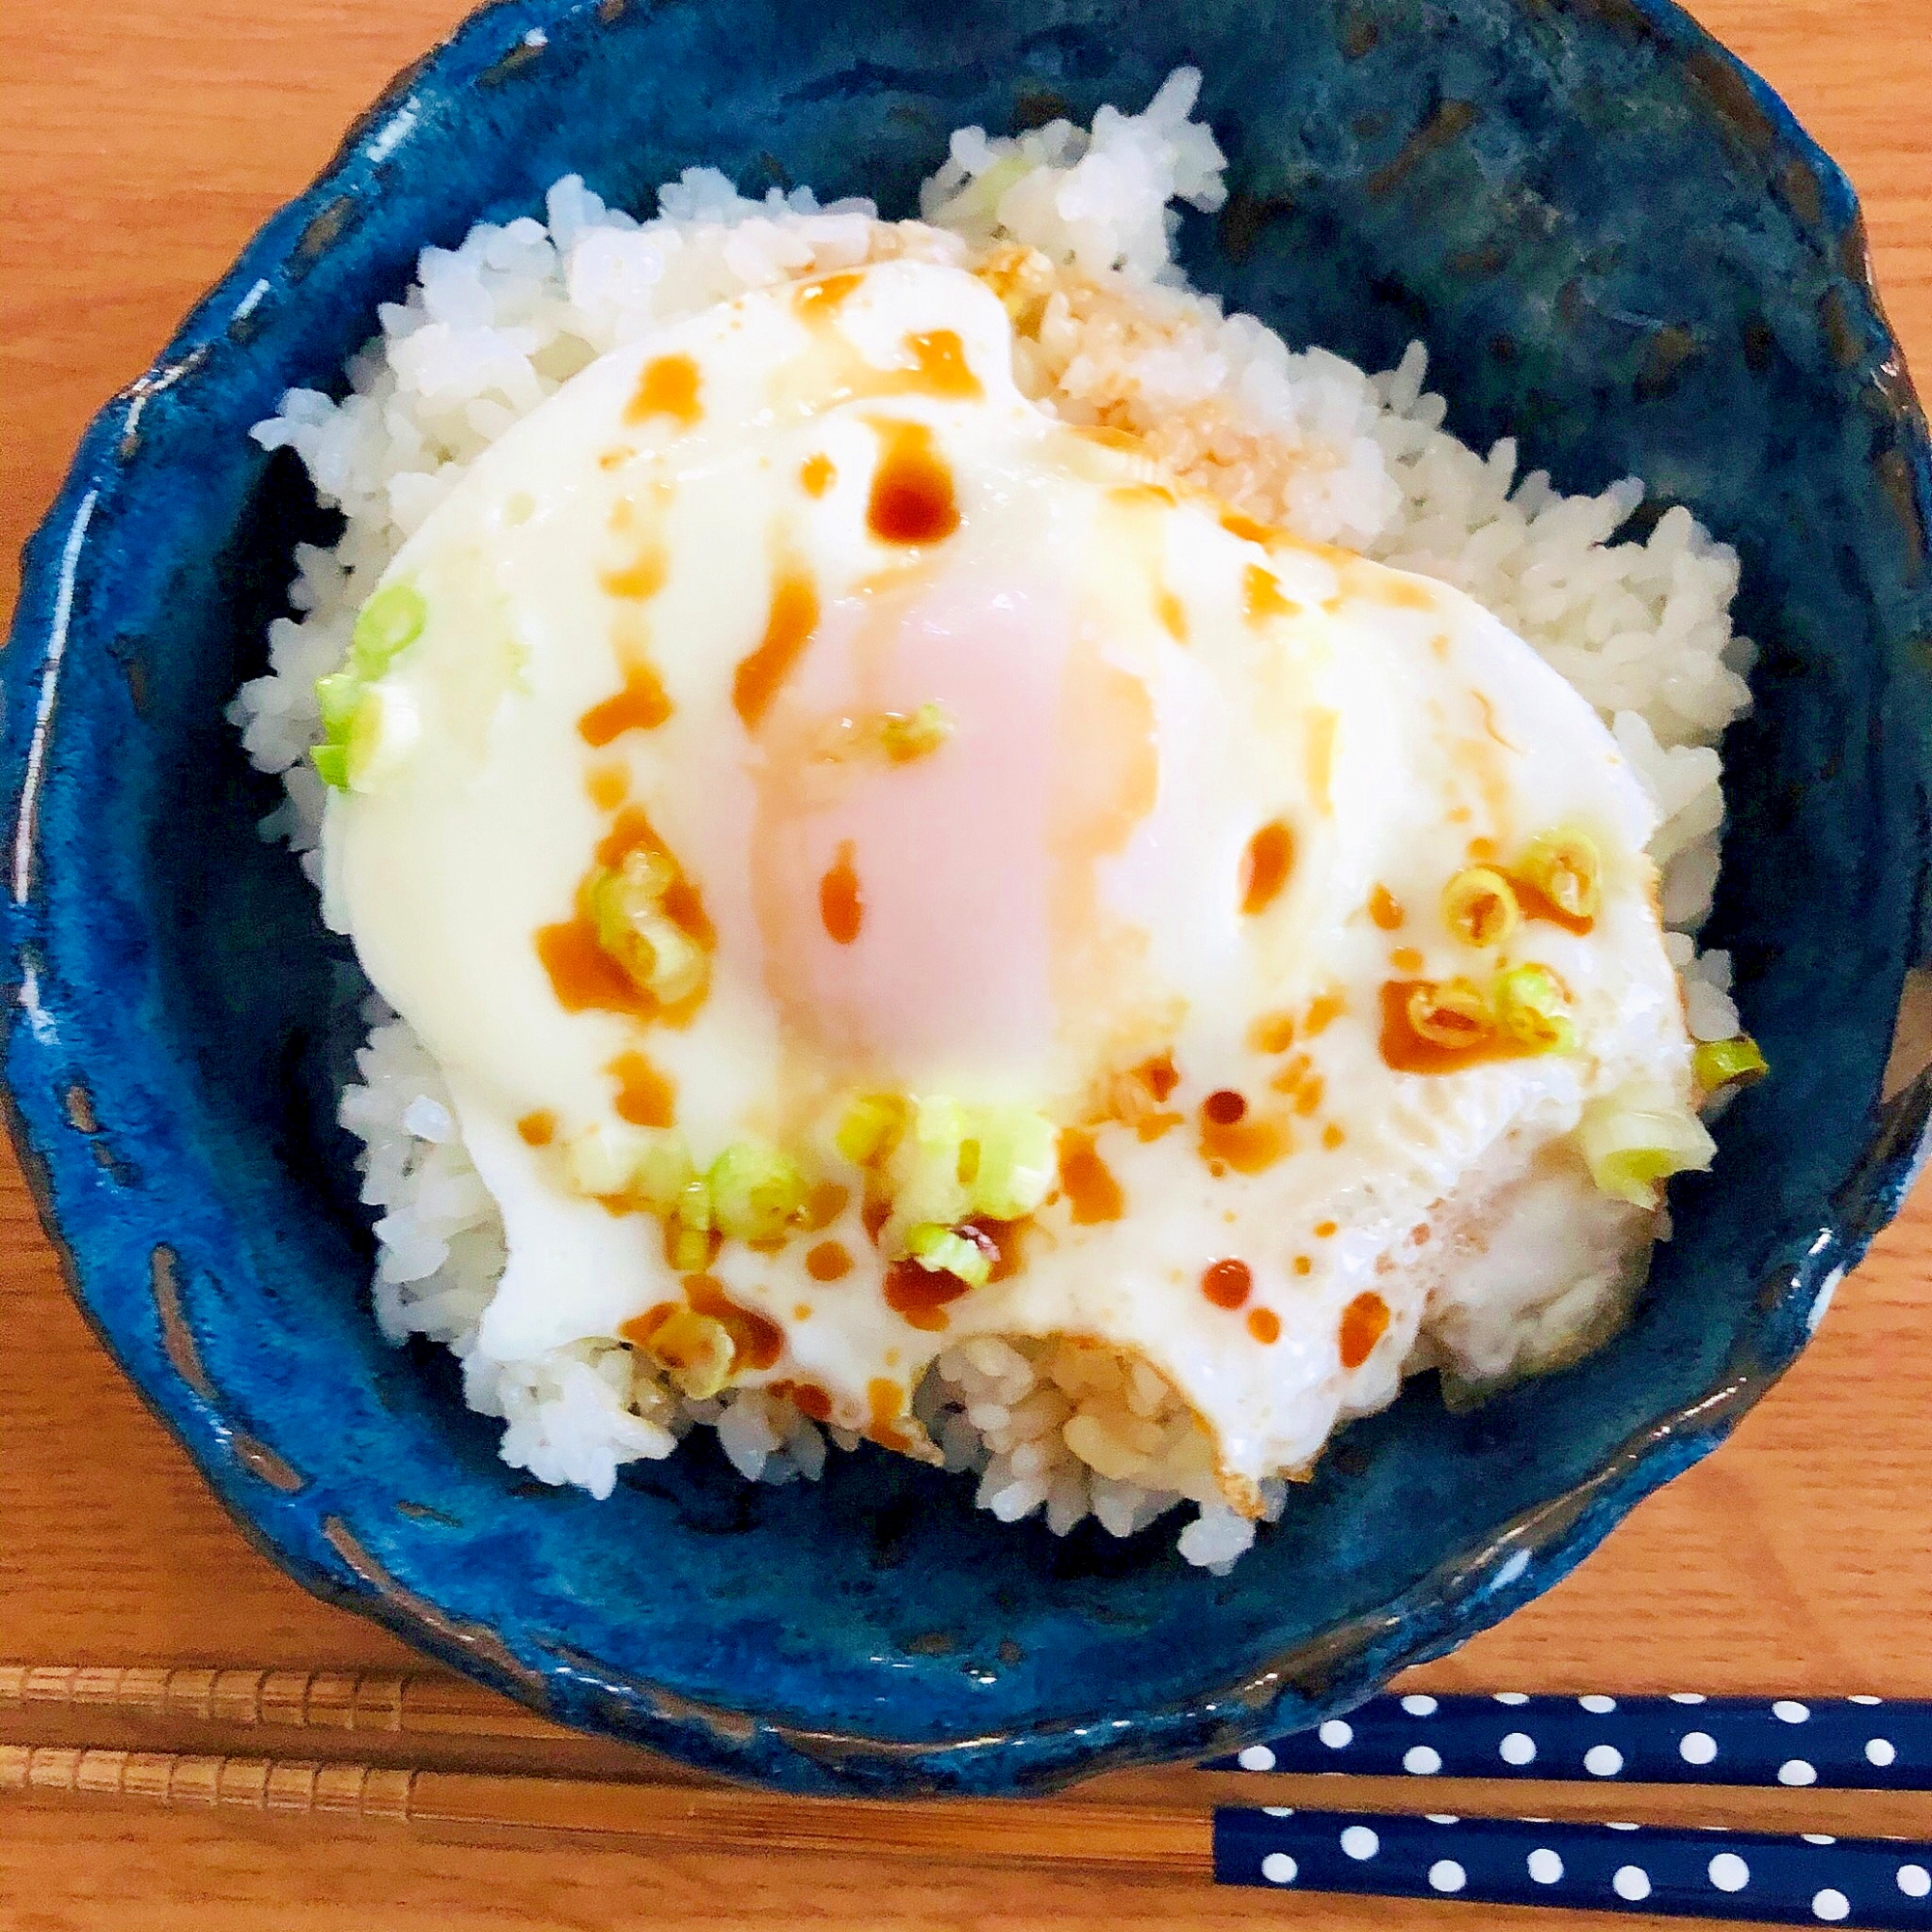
[1612,1864,1652,1901]
[1214,1803,1932,1925]
[1709,1853,1751,1891]
[1208,1693,1926,1788]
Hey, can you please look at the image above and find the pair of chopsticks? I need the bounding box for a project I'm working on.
[1209,1694,1929,1925]
[3,1665,1925,1923]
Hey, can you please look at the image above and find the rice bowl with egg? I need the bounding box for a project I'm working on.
[233,70,1765,1573]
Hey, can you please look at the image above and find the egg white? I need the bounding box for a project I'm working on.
[327,259,1693,1496]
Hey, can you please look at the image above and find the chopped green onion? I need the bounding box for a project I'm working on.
[1406,978,1493,1049]
[315,671,362,737]
[309,742,349,789]
[835,1094,905,1167]
[345,682,419,790]
[1520,827,1602,920]
[643,1309,736,1400]
[964,1105,1056,1220]
[707,1141,808,1242]
[1442,867,1520,948]
[586,851,707,1006]
[667,1177,716,1272]
[564,1125,694,1210]
[1493,963,1577,1054]
[1693,1033,1769,1094]
[349,581,427,679]
[878,703,953,764]
[891,1095,974,1229]
[904,1223,992,1289]
[1577,1080,1717,1208]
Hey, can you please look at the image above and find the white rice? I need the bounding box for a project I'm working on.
[232,70,1752,1569]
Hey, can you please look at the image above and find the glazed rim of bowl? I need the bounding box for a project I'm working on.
[5,0,1931,1792]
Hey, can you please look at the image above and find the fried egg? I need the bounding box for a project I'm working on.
[325,258,1708,1505]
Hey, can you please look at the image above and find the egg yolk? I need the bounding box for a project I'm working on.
[744,568,1157,1084]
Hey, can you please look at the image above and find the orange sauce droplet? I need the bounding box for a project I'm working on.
[534,919,655,1020]
[1250,1010,1296,1055]
[1268,1052,1313,1099]
[806,1240,852,1283]
[1197,1094,1289,1175]
[1201,1259,1252,1309]
[901,329,982,400]
[1369,884,1405,930]
[586,764,629,811]
[1321,1122,1346,1149]
[516,1110,556,1147]
[799,452,836,497]
[1155,587,1188,641]
[601,543,668,601]
[1293,1254,1313,1276]
[1339,1290,1390,1369]
[1134,1051,1180,1102]
[608,1050,675,1128]
[1239,819,1295,916]
[1410,1222,1431,1246]
[1221,510,1277,546]
[801,1181,849,1232]
[1305,708,1338,814]
[1391,946,1425,974]
[1291,1072,1324,1118]
[1377,980,1538,1075]
[866,420,958,545]
[1302,991,1346,1037]
[732,568,820,729]
[625,353,701,428]
[1242,563,1297,624]
[778,1379,834,1422]
[794,270,864,316]
[1508,871,1596,936]
[1467,837,1498,862]
[684,1272,784,1371]
[882,1258,974,1332]
[617,1301,679,1348]
[867,1376,911,1450]
[1247,1307,1282,1345]
[1057,1128,1124,1224]
[819,839,863,945]
[579,659,672,746]
[862,1191,892,1245]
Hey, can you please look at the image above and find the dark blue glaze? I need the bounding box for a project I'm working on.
[5,0,1929,1795]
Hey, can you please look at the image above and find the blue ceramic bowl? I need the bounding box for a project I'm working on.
[6,0,1930,1796]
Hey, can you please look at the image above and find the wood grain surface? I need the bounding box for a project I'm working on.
[2,1,1928,1925]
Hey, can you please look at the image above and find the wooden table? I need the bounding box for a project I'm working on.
[2,2,1928,1923]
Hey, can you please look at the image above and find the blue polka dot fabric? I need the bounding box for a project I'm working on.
[1214,1808,1932,1925]
[1205,1695,1927,1788]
